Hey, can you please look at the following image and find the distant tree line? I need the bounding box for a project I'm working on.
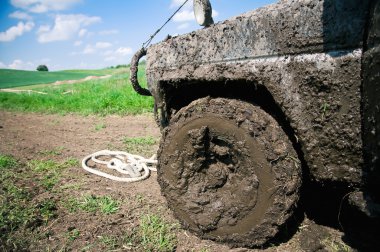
[107,60,145,69]
[108,64,129,69]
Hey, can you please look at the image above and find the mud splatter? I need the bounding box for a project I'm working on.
[158,98,301,247]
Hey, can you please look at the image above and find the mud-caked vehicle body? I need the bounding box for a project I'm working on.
[131,0,380,247]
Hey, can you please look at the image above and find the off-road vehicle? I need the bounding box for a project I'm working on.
[130,0,379,247]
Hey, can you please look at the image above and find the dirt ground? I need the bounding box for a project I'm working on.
[0,111,363,251]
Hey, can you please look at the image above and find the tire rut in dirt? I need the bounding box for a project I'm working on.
[157,97,302,247]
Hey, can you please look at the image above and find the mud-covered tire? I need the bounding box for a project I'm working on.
[157,97,301,247]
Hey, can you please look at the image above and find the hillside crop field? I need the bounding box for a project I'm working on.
[0,65,153,115]
[0,68,123,89]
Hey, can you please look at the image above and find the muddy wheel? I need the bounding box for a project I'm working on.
[157,97,301,247]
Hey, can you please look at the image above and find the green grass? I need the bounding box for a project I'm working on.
[138,214,177,252]
[0,155,34,237]
[65,195,120,215]
[0,154,59,250]
[320,102,330,120]
[39,146,65,156]
[27,158,78,190]
[98,235,118,250]
[94,122,106,131]
[322,236,352,252]
[0,68,126,89]
[28,158,77,172]
[59,182,82,191]
[123,136,158,156]
[60,68,125,76]
[0,154,17,169]
[38,199,58,223]
[66,228,80,241]
[98,196,120,214]
[124,136,157,146]
[0,66,154,115]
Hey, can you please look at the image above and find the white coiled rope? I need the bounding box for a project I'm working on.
[81,150,157,182]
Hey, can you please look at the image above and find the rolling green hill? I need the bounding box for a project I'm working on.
[0,68,125,89]
[0,65,152,115]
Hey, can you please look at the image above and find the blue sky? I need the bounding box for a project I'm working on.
[0,0,276,71]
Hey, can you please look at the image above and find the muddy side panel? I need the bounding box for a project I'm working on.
[146,0,369,184]
[147,0,368,70]
[363,0,380,200]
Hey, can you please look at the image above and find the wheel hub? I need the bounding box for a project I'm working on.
[170,123,262,233]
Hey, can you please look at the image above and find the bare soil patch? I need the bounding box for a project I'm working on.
[0,111,356,251]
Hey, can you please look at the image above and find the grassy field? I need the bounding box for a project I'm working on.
[0,68,127,89]
[0,65,154,115]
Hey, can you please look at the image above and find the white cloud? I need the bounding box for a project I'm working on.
[171,0,218,23]
[9,59,23,69]
[102,46,133,63]
[170,0,193,9]
[73,45,132,62]
[74,40,82,46]
[78,28,87,37]
[115,47,132,56]
[76,61,102,69]
[37,14,101,43]
[95,41,112,49]
[103,50,113,56]
[104,56,116,62]
[9,11,33,20]
[177,22,190,30]
[173,9,218,23]
[10,0,82,13]
[82,44,95,54]
[0,58,56,70]
[171,0,194,22]
[8,59,34,70]
[80,42,112,54]
[37,24,50,33]
[212,10,219,18]
[98,29,119,35]
[173,9,194,22]
[0,21,34,42]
